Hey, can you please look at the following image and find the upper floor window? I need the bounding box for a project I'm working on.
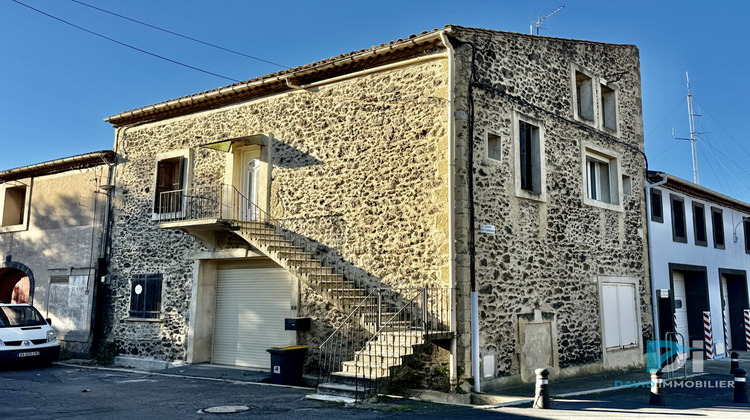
[571,65,619,135]
[670,194,687,243]
[711,207,725,249]
[601,84,618,132]
[0,180,31,232]
[152,150,192,218]
[692,202,707,247]
[651,189,664,223]
[745,219,750,254]
[575,71,595,122]
[581,143,622,211]
[513,113,546,201]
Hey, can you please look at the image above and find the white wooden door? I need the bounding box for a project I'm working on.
[212,267,292,368]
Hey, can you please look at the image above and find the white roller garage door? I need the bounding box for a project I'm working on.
[672,272,690,344]
[212,267,292,368]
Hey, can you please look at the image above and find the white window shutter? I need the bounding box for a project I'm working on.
[617,284,638,347]
[602,284,620,348]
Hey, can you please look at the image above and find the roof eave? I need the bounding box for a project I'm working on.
[104,28,451,127]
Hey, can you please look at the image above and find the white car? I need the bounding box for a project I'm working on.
[0,303,60,365]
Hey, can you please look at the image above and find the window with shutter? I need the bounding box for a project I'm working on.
[601,281,639,350]
[129,274,163,319]
[154,157,184,213]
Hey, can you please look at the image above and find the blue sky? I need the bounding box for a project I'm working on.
[1,0,749,202]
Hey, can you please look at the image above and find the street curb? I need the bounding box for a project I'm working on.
[552,372,711,398]
[53,362,315,391]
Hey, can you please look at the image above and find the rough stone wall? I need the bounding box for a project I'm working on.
[105,57,452,362]
[450,28,650,378]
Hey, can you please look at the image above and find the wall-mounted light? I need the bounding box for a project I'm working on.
[99,184,115,193]
[732,216,750,243]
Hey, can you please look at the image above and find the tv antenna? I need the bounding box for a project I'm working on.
[672,71,701,184]
[531,6,565,36]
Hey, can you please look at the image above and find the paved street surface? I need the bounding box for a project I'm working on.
[1,362,749,419]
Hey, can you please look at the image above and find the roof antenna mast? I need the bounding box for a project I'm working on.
[672,71,700,184]
[531,6,565,36]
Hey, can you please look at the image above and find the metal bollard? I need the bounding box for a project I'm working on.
[648,369,666,406]
[732,368,749,404]
[730,351,740,374]
[533,368,551,409]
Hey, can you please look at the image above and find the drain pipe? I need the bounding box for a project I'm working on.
[442,30,481,393]
[645,172,667,342]
[471,291,480,392]
[439,31,460,390]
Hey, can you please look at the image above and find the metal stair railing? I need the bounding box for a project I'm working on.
[318,286,452,401]
[159,185,453,401]
[159,184,367,313]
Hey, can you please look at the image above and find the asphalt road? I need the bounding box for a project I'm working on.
[1,364,748,419]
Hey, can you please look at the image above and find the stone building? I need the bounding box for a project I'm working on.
[101,25,650,396]
[0,150,115,356]
[647,171,750,358]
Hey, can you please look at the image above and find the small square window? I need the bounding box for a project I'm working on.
[129,274,163,319]
[711,207,724,249]
[1,186,27,227]
[622,175,632,196]
[670,194,687,243]
[0,180,31,232]
[601,84,617,132]
[487,133,502,161]
[575,71,595,122]
[651,189,664,223]
[692,202,707,247]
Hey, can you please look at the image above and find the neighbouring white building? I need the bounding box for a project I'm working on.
[647,171,750,357]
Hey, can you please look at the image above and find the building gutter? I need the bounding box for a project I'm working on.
[645,173,668,343]
[0,150,115,183]
[439,31,459,388]
[104,30,450,126]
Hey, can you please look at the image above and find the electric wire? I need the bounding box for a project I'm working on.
[650,140,682,161]
[696,141,733,196]
[693,98,750,158]
[11,0,241,83]
[701,138,750,179]
[646,96,687,137]
[70,0,288,69]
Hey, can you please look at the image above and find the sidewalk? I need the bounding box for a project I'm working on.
[468,350,750,407]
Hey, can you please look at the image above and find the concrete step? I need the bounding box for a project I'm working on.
[315,381,374,401]
[341,361,390,378]
[351,352,404,366]
[329,371,385,386]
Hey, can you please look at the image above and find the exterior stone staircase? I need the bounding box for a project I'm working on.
[157,185,450,402]
[233,220,443,402]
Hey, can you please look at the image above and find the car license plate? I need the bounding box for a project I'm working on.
[18,351,40,357]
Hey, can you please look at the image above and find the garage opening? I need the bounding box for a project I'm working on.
[671,267,709,355]
[720,270,749,351]
[211,264,293,369]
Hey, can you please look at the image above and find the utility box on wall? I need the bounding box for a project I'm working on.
[284,317,311,331]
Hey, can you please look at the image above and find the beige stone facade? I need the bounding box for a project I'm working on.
[102,26,650,389]
[0,151,115,356]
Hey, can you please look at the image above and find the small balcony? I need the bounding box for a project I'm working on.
[155,184,255,233]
